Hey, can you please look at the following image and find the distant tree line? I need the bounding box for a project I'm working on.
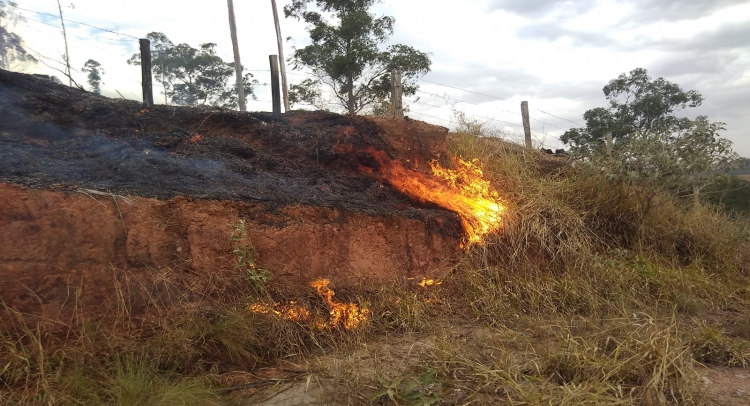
[127,32,257,109]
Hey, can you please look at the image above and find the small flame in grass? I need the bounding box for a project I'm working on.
[417,278,443,287]
[310,279,370,330]
[247,301,311,322]
[248,279,369,329]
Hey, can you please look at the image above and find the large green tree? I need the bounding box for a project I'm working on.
[284,0,431,115]
[127,32,256,109]
[0,1,37,70]
[562,68,738,211]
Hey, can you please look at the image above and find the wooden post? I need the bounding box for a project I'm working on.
[271,0,290,112]
[139,39,154,106]
[227,0,247,112]
[56,0,72,86]
[269,55,281,116]
[693,175,700,210]
[605,132,613,157]
[521,101,531,148]
[391,69,403,118]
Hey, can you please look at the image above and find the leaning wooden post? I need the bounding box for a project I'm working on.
[139,39,154,106]
[521,101,531,148]
[269,55,282,116]
[227,0,247,112]
[391,69,403,118]
[271,0,290,112]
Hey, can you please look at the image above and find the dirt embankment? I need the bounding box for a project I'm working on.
[0,69,463,318]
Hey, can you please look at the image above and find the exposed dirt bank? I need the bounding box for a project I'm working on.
[0,69,462,318]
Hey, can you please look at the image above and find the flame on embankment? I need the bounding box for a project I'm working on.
[340,146,505,244]
[248,279,369,329]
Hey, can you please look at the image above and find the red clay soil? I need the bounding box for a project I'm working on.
[0,69,463,319]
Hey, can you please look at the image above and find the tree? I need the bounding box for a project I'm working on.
[81,59,104,94]
[284,0,431,115]
[562,68,738,212]
[0,0,37,70]
[127,33,257,109]
[128,32,177,105]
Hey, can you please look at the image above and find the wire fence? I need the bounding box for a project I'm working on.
[7,4,582,149]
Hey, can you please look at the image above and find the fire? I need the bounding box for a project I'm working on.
[417,278,443,287]
[310,279,369,329]
[248,279,368,329]
[339,146,505,244]
[247,301,311,322]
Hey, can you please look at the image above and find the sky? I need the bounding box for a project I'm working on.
[6,0,750,156]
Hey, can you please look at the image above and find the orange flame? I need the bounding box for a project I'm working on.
[340,146,505,244]
[248,279,368,329]
[310,279,369,329]
[417,278,443,287]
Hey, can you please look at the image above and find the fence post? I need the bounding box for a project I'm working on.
[606,132,613,157]
[269,55,281,116]
[139,39,154,106]
[391,69,403,118]
[521,101,531,148]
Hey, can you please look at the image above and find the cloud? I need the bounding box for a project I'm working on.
[516,22,617,47]
[644,21,750,53]
[488,0,597,17]
[630,0,749,23]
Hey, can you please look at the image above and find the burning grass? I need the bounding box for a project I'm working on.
[2,125,750,405]
[337,144,506,245]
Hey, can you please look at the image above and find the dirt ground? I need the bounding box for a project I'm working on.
[0,69,463,320]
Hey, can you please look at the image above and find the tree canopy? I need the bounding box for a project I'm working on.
[81,59,104,94]
[127,32,256,109]
[284,0,431,115]
[0,1,37,70]
[561,68,738,209]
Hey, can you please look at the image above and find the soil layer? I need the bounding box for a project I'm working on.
[0,69,463,318]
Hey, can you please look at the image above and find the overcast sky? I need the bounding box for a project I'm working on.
[8,0,750,156]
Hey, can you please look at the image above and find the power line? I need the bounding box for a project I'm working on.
[418,78,510,102]
[415,90,567,131]
[409,110,452,123]
[9,4,139,39]
[536,109,584,127]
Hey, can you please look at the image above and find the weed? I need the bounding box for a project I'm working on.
[230,220,272,291]
[370,367,447,406]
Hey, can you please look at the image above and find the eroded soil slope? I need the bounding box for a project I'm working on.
[0,69,463,317]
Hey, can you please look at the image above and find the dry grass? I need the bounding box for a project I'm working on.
[2,130,750,405]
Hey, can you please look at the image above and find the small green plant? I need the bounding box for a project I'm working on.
[371,368,448,406]
[230,220,271,290]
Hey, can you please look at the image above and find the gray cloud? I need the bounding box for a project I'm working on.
[491,0,749,22]
[488,0,597,17]
[641,21,750,53]
[630,0,750,23]
[516,22,618,47]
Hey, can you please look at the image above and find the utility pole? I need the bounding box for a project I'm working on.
[56,0,72,86]
[521,101,532,148]
[227,0,247,112]
[271,0,290,112]
[391,69,403,118]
